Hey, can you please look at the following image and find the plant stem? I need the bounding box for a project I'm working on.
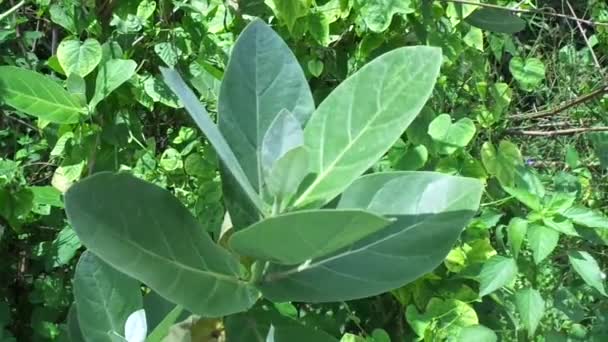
[507,126,608,136]
[436,0,608,27]
[0,0,24,22]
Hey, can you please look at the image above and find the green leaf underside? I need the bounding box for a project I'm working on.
[160,67,266,214]
[258,172,482,302]
[218,19,314,194]
[229,209,392,265]
[65,172,259,317]
[73,251,142,341]
[293,47,442,208]
[466,8,526,34]
[0,66,85,124]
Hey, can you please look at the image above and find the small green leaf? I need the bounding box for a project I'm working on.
[265,0,312,31]
[543,217,578,236]
[261,109,304,181]
[356,0,414,32]
[568,251,607,296]
[478,255,517,296]
[90,59,137,109]
[73,251,142,341]
[0,66,85,124]
[294,46,442,208]
[65,172,259,317]
[509,57,545,92]
[57,38,102,77]
[308,12,330,46]
[307,59,324,77]
[481,140,523,186]
[428,114,476,155]
[466,8,526,34]
[528,224,559,264]
[562,205,608,229]
[230,209,391,265]
[266,147,309,204]
[457,325,497,342]
[394,144,428,171]
[566,145,580,168]
[507,217,527,258]
[515,288,545,337]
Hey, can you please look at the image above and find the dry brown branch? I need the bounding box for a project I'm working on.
[508,126,608,136]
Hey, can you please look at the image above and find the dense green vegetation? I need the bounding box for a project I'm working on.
[2,0,608,341]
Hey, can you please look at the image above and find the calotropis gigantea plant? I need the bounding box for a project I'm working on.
[64,19,483,336]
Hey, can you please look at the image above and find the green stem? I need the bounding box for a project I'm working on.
[0,0,25,22]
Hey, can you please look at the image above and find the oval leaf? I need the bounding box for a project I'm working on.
[57,38,102,77]
[515,288,545,337]
[65,172,259,317]
[466,8,526,34]
[0,66,85,123]
[568,251,607,296]
[293,47,442,208]
[229,209,392,265]
[478,255,517,297]
[90,59,137,109]
[73,251,142,342]
[258,172,482,302]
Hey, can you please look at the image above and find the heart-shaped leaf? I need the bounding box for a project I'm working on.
[466,8,526,34]
[0,66,85,123]
[293,47,442,208]
[356,0,415,32]
[481,140,523,187]
[229,209,392,265]
[428,114,476,155]
[73,251,142,341]
[257,172,482,302]
[65,172,259,317]
[57,38,103,77]
[509,57,545,92]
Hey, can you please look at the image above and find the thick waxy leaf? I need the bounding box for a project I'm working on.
[528,224,559,264]
[563,205,608,229]
[73,251,142,342]
[261,109,304,180]
[225,306,337,342]
[90,59,137,109]
[57,38,102,77]
[293,47,442,208]
[568,251,607,296]
[0,66,85,123]
[258,172,482,302]
[515,288,545,337]
[229,209,391,265]
[266,146,309,204]
[466,8,526,34]
[161,67,266,214]
[478,255,517,296]
[507,217,527,258]
[218,19,314,194]
[67,304,85,342]
[65,172,259,316]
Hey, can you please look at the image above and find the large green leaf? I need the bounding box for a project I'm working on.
[356,0,414,33]
[218,19,314,194]
[528,224,559,264]
[509,57,545,92]
[563,205,608,229]
[515,288,545,337]
[478,255,517,297]
[257,172,482,302]
[73,251,142,342]
[266,146,309,206]
[293,47,442,208]
[264,0,312,31]
[261,109,304,180]
[67,304,85,342]
[65,172,259,317]
[57,38,102,77]
[160,67,266,214]
[90,59,137,109]
[568,251,607,296]
[0,66,85,124]
[465,8,526,34]
[229,209,391,265]
[225,306,338,342]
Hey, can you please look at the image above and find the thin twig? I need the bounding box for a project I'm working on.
[0,0,24,22]
[566,1,603,75]
[509,85,608,121]
[507,126,608,136]
[436,0,608,26]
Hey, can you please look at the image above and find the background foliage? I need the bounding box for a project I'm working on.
[2,0,608,340]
